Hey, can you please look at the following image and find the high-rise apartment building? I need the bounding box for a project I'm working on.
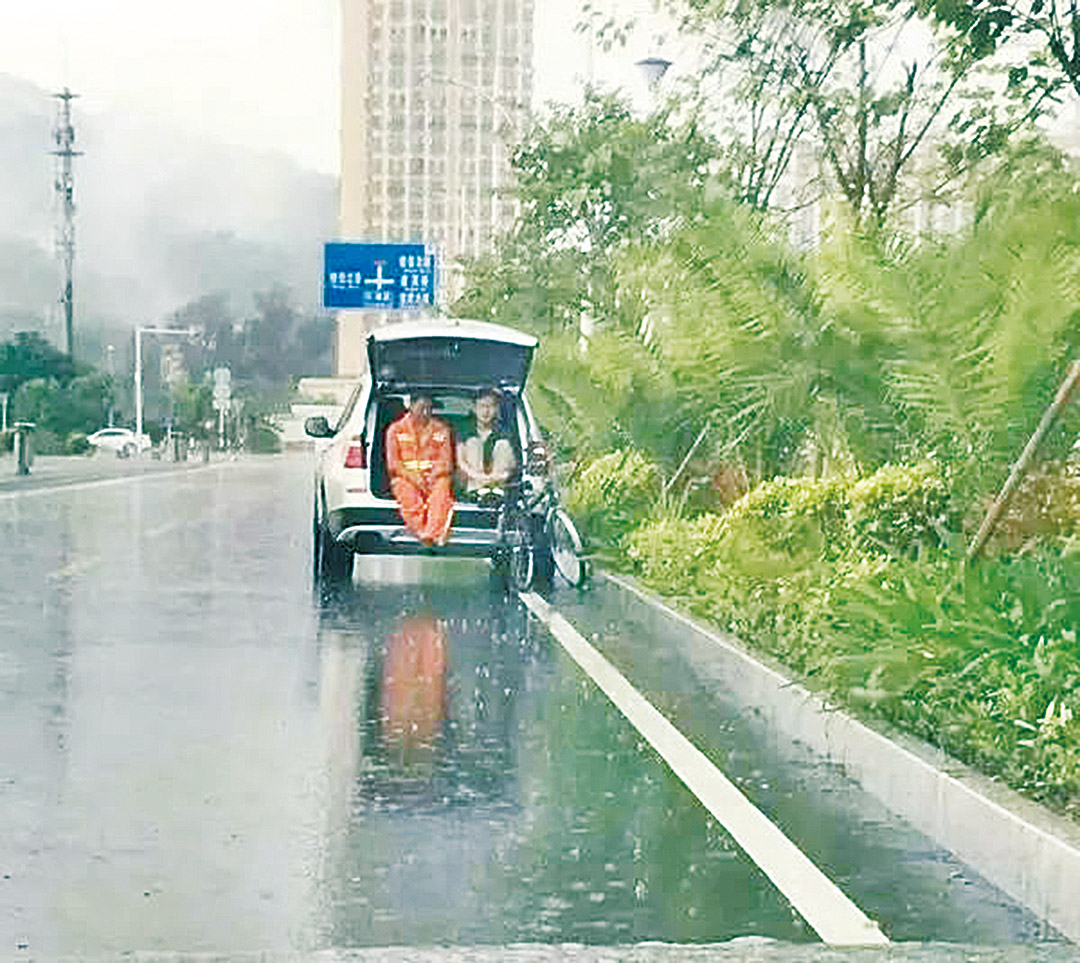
[336,0,535,375]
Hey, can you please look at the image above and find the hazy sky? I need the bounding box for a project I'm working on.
[0,0,668,175]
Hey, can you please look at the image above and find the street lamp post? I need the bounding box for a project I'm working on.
[105,344,115,427]
[134,327,199,447]
[636,56,672,90]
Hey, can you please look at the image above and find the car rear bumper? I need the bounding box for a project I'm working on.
[327,503,505,557]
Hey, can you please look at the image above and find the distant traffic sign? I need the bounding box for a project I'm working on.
[323,242,436,310]
[212,367,231,411]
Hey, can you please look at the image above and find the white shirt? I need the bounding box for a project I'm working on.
[458,431,515,491]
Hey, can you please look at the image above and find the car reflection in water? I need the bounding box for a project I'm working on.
[310,562,543,945]
[358,578,532,808]
[377,612,447,774]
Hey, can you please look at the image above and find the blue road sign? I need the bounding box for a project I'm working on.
[323,242,437,309]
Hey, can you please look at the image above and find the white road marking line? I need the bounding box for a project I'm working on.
[519,590,889,947]
[0,461,235,502]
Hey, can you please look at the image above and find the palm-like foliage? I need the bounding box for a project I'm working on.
[879,142,1080,492]
[457,77,1079,499]
[619,197,884,480]
[527,328,678,463]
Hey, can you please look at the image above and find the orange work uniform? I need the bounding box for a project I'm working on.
[385,411,455,544]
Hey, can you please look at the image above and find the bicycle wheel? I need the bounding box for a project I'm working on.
[508,511,535,591]
[548,507,587,587]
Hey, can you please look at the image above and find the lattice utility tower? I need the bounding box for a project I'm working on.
[52,88,82,360]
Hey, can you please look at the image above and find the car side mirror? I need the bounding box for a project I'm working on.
[304,416,333,438]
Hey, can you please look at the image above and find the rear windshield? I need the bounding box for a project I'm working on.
[372,337,532,389]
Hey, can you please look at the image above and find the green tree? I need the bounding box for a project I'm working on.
[11,372,113,442]
[877,140,1080,491]
[668,0,1041,228]
[616,196,884,480]
[240,286,333,388]
[156,287,333,424]
[169,292,241,375]
[602,136,1080,489]
[171,379,215,440]
[455,92,719,334]
[919,0,1080,101]
[0,331,75,394]
[527,328,678,463]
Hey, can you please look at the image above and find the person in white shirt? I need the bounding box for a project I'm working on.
[457,388,516,496]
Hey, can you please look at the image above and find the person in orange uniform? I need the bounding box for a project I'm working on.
[385,394,455,545]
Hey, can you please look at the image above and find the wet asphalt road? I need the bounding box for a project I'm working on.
[0,454,1072,958]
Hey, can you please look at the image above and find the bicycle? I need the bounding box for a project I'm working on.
[493,479,588,592]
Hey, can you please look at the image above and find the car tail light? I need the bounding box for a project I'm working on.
[526,440,550,476]
[344,437,367,469]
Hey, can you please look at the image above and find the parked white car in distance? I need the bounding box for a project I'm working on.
[86,427,152,458]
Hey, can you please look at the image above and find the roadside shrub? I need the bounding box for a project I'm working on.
[722,474,852,565]
[811,545,1080,816]
[29,429,63,455]
[622,475,854,654]
[623,513,726,595]
[64,432,90,455]
[249,422,282,454]
[694,544,855,668]
[849,461,954,557]
[618,461,1080,817]
[566,448,661,546]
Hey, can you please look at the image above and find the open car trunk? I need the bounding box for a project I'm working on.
[367,320,537,392]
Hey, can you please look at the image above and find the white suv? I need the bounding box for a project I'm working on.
[306,319,560,583]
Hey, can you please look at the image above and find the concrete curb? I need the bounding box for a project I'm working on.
[601,572,1080,944]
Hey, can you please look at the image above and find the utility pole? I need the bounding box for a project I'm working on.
[52,88,82,361]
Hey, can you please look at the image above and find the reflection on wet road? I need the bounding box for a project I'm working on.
[316,568,809,948]
[0,455,1065,955]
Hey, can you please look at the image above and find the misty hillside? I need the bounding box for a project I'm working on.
[0,72,336,347]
